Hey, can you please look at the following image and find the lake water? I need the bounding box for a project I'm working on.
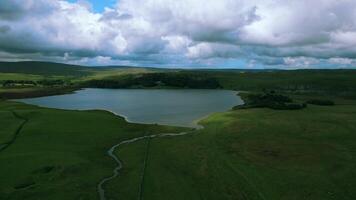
[17,89,243,127]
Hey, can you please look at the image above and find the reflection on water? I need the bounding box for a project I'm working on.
[17,88,243,127]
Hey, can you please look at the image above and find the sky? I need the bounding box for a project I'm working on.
[0,0,356,69]
[67,0,116,13]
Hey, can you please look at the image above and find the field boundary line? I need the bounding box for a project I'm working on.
[138,136,151,200]
[97,130,196,200]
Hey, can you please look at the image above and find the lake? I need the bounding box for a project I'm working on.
[17,89,243,127]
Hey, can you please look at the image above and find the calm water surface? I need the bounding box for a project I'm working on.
[17,89,243,127]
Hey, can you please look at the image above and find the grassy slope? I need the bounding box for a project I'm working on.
[1,62,356,199]
[0,61,159,79]
[0,73,43,81]
[0,62,93,76]
[0,101,187,200]
[0,110,23,145]
[113,98,356,200]
[0,62,161,99]
[211,70,356,93]
[78,67,160,82]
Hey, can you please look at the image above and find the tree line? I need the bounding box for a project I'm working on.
[85,73,222,89]
[2,79,66,87]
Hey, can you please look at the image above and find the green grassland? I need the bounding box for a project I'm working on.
[2,94,356,199]
[1,61,356,199]
[212,70,356,99]
[112,97,356,200]
[0,62,93,76]
[0,61,162,81]
[0,73,43,81]
[0,100,187,200]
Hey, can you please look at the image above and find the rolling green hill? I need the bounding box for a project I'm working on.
[0,61,94,76]
[1,61,356,99]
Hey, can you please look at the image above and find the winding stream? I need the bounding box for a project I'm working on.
[97,130,197,200]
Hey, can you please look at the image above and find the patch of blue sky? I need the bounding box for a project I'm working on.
[67,0,116,13]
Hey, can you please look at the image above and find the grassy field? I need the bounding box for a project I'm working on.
[113,96,356,200]
[1,61,356,199]
[2,94,355,199]
[0,62,94,76]
[0,100,187,200]
[0,73,44,81]
[0,61,161,81]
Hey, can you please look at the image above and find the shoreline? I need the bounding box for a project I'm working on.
[12,88,242,129]
[1,86,234,100]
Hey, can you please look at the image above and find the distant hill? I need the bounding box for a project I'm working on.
[0,61,167,77]
[0,61,97,76]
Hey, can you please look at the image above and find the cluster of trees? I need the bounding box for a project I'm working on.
[36,79,66,86]
[2,79,66,87]
[86,73,221,89]
[237,91,307,110]
[236,91,336,110]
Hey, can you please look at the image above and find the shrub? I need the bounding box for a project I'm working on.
[270,103,307,110]
[2,80,37,87]
[306,99,335,106]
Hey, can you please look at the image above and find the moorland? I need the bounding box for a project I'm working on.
[1,61,356,200]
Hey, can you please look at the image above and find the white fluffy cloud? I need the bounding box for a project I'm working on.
[1,0,356,68]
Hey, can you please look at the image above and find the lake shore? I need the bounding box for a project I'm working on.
[15,88,243,128]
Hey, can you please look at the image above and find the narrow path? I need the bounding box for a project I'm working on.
[0,111,28,153]
[97,130,195,200]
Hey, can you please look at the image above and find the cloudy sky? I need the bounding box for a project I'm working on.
[0,0,356,68]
